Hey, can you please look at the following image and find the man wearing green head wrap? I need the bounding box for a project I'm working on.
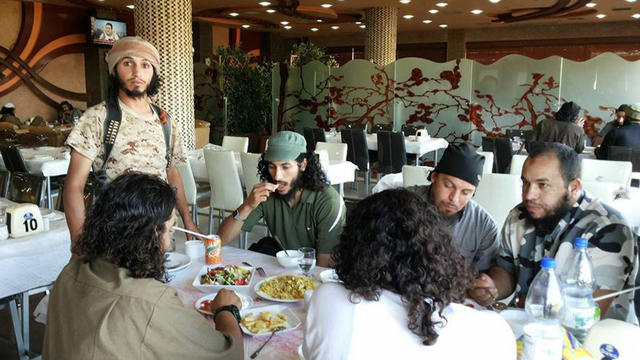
[218,131,346,267]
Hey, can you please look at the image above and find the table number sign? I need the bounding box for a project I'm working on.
[6,204,44,238]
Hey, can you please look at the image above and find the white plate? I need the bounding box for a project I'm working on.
[319,269,341,283]
[192,264,255,293]
[164,252,191,273]
[31,155,55,161]
[254,275,318,303]
[39,208,64,221]
[194,291,254,315]
[240,304,301,336]
[298,345,305,360]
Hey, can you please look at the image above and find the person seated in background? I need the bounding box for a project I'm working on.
[533,101,586,153]
[469,142,637,321]
[58,100,83,125]
[304,189,516,360]
[596,103,640,159]
[409,142,499,273]
[28,115,46,127]
[44,173,242,360]
[218,131,345,267]
[0,103,23,128]
[592,104,629,147]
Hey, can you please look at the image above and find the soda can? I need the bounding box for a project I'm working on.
[204,235,222,265]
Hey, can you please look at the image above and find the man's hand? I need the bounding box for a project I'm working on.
[211,289,242,311]
[183,218,204,240]
[246,182,278,210]
[468,273,499,307]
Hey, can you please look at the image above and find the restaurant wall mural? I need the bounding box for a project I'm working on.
[273,52,640,148]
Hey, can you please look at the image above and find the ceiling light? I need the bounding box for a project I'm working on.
[355,21,362,24]
[399,0,411,3]
[436,2,448,7]
[320,3,332,8]
[360,24,366,28]
[311,27,319,31]
[259,1,271,6]
[471,9,483,15]
[489,0,501,3]
[266,9,276,13]
[280,21,289,25]
[317,19,323,23]
[331,26,340,29]
[586,2,596,7]
[242,24,251,28]
[429,9,439,14]
[229,12,239,17]
[284,25,292,29]
[126,4,134,9]
[596,13,606,18]
[633,13,640,19]
[625,0,636,3]
[439,24,448,28]
[422,19,432,24]
[403,14,414,19]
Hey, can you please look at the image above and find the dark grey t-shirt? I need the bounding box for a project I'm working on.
[410,185,500,272]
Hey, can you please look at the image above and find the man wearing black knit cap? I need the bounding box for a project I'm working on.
[409,142,498,273]
[533,101,586,153]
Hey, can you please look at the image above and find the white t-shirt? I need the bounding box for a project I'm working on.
[304,282,516,360]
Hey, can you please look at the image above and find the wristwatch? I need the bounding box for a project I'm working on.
[232,208,247,222]
[213,304,242,324]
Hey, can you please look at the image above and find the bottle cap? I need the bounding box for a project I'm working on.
[574,237,588,249]
[541,257,556,269]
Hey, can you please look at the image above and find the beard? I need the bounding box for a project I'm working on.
[524,192,573,236]
[119,78,146,98]
[272,174,303,203]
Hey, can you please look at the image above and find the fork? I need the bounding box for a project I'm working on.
[242,261,267,277]
[250,327,285,358]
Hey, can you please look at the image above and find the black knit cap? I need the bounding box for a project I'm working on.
[555,101,581,122]
[432,142,485,187]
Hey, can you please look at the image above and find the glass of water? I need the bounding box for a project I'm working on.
[298,247,316,277]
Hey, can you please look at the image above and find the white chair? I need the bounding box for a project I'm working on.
[581,159,632,189]
[509,154,528,176]
[240,152,262,193]
[314,149,330,169]
[477,151,494,174]
[581,180,621,205]
[176,162,211,227]
[473,173,522,230]
[402,165,433,187]
[203,149,247,248]
[315,142,347,162]
[222,136,249,153]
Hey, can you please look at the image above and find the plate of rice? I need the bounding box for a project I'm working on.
[254,275,318,302]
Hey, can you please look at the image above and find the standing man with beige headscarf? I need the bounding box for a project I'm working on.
[64,36,201,248]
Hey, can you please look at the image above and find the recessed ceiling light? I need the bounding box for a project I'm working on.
[284,25,292,29]
[436,2,448,7]
[429,9,439,14]
[266,9,276,13]
[280,21,289,25]
[596,13,606,18]
[360,24,366,28]
[625,0,636,3]
[229,12,239,17]
[403,14,414,19]
[311,27,319,31]
[317,19,323,23]
[586,2,596,7]
[489,0,501,3]
[242,24,251,28]
[355,21,362,24]
[422,19,432,24]
[331,26,339,30]
[400,0,411,3]
[126,4,134,9]
[633,13,640,19]
[471,9,483,15]
[439,24,448,28]
[320,3,332,8]
[259,1,271,6]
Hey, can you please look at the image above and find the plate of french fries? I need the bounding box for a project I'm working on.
[239,304,301,336]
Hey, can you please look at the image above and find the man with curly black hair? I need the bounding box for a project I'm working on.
[44,173,243,359]
[303,189,515,359]
[218,131,345,267]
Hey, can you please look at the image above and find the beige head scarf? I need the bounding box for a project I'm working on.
[105,36,160,75]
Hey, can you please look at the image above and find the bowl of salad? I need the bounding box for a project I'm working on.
[192,264,254,293]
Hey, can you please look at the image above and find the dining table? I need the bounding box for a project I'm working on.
[168,246,328,360]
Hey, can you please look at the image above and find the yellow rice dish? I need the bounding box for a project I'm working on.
[258,275,317,300]
[241,311,288,334]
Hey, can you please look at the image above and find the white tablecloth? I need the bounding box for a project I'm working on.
[0,146,70,177]
[168,246,327,360]
[0,198,70,299]
[371,173,403,194]
[323,160,357,185]
[325,131,449,157]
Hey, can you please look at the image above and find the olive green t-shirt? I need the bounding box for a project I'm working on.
[242,186,346,254]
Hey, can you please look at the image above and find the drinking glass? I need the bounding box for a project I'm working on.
[298,247,316,277]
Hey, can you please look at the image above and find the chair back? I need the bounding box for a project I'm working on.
[203,149,244,211]
[177,162,198,204]
[581,180,620,204]
[377,131,407,174]
[581,158,632,189]
[315,141,347,162]
[303,128,326,154]
[314,150,330,169]
[340,129,369,171]
[371,123,392,133]
[509,154,528,176]
[608,146,640,172]
[477,151,494,174]
[473,173,522,229]
[0,146,28,172]
[6,172,45,205]
[402,165,433,187]
[221,136,249,153]
[0,170,9,197]
[494,137,513,173]
[240,152,262,192]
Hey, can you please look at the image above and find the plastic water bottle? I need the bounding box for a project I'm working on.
[558,237,599,343]
[523,257,565,360]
